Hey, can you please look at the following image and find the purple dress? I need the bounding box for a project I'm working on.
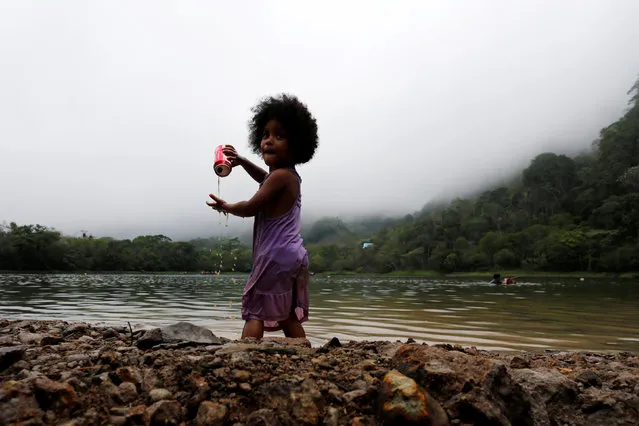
[241,167,309,331]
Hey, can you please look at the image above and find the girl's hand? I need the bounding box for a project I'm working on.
[206,193,228,214]
[223,145,244,167]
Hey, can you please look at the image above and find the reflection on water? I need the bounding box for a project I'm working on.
[0,274,638,351]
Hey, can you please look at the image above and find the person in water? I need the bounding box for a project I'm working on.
[206,94,318,340]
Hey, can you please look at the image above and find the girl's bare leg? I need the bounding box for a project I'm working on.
[280,312,306,338]
[242,319,264,339]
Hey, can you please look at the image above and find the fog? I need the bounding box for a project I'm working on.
[1,1,639,240]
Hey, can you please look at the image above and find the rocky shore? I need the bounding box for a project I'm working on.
[1,319,638,425]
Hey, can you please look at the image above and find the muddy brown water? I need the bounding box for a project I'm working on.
[1,274,637,352]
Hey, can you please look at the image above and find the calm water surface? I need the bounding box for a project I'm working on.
[1,274,638,352]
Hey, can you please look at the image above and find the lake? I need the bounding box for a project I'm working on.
[1,274,637,352]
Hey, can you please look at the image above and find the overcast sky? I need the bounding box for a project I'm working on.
[1,1,639,240]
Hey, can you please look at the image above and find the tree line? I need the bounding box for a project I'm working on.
[2,79,638,274]
[0,226,252,273]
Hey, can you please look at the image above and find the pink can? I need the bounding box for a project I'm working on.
[214,145,232,177]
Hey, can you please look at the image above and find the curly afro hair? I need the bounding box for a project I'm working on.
[248,94,319,165]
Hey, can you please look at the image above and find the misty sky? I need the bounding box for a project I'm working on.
[2,1,639,240]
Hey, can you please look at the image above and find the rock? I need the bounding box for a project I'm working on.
[101,380,123,405]
[324,406,340,426]
[147,400,183,425]
[0,345,25,370]
[391,344,532,425]
[378,370,448,426]
[116,366,143,386]
[321,337,342,351]
[239,382,252,392]
[40,335,63,346]
[169,322,220,344]
[511,368,578,425]
[234,370,251,382]
[77,335,94,343]
[311,357,332,370]
[59,420,81,426]
[136,322,222,349]
[344,388,368,403]
[110,406,131,416]
[136,328,163,350]
[63,323,88,337]
[0,379,43,424]
[0,335,16,345]
[109,415,127,425]
[142,369,161,392]
[254,379,324,425]
[125,405,149,425]
[246,408,281,426]
[33,377,78,413]
[576,370,602,388]
[195,401,227,425]
[118,382,138,404]
[510,356,531,369]
[351,416,375,425]
[359,359,377,371]
[580,387,617,414]
[18,332,44,345]
[262,336,312,347]
[149,388,173,402]
[102,328,120,339]
[66,353,89,363]
[229,351,252,366]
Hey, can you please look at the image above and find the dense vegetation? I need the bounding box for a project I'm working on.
[2,80,638,274]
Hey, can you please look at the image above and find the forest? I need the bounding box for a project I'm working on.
[1,80,638,274]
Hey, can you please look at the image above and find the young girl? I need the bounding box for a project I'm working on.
[206,94,318,340]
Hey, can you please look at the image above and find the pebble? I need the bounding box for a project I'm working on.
[67,353,89,362]
[359,359,377,370]
[324,406,340,426]
[149,388,174,402]
[125,405,148,424]
[344,388,368,403]
[311,357,332,369]
[576,370,602,388]
[0,345,25,370]
[233,370,251,382]
[118,382,138,403]
[195,401,228,425]
[147,400,182,425]
[109,415,127,425]
[110,406,131,416]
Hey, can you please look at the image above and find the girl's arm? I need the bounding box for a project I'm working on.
[207,168,293,217]
[238,156,268,184]
[223,145,267,184]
